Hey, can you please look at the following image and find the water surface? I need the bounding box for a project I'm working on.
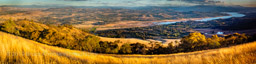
[195,12,245,21]
[155,12,245,25]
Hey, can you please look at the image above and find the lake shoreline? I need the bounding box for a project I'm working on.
[91,12,245,31]
[154,12,246,25]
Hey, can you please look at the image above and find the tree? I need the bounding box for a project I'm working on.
[224,33,248,45]
[82,36,100,52]
[30,30,41,41]
[130,43,147,54]
[167,42,177,53]
[181,32,207,49]
[1,20,19,34]
[119,43,132,54]
[207,35,221,48]
[152,44,166,54]
[98,41,119,54]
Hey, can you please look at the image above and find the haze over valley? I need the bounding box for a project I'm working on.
[0,0,256,64]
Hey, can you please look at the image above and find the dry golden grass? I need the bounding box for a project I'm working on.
[0,31,255,64]
[100,37,152,46]
[100,37,181,47]
[0,31,120,64]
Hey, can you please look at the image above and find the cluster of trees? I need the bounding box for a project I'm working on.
[95,41,148,54]
[0,20,165,54]
[96,13,256,40]
[0,20,101,52]
[130,32,251,54]
[0,19,254,55]
[96,32,253,54]
[179,32,249,52]
[96,25,191,40]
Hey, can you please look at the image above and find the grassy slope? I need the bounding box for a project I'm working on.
[0,31,255,64]
[100,37,181,47]
[99,37,151,46]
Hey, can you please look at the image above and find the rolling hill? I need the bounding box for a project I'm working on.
[0,31,255,64]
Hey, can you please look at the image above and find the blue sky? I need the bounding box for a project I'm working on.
[0,0,255,7]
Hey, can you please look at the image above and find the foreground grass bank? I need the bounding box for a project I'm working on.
[0,31,255,64]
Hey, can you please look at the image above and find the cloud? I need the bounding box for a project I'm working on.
[61,0,89,1]
[167,0,222,4]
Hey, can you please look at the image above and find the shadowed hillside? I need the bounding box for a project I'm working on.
[0,31,255,64]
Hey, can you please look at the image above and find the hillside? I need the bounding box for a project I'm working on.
[0,31,255,64]
[0,20,103,52]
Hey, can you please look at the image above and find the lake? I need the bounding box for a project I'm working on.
[155,12,246,25]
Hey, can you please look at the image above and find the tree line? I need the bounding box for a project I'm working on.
[96,32,254,54]
[0,19,255,54]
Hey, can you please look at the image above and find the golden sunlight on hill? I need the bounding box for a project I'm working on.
[0,31,255,64]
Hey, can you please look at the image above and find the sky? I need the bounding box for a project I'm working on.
[0,0,255,7]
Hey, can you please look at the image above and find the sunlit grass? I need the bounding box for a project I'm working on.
[0,31,255,64]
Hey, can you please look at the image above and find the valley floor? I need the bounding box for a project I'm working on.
[73,17,207,31]
[0,31,255,64]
